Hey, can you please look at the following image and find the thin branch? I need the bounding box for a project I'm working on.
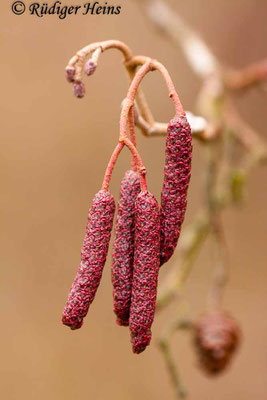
[133,0,218,78]
[157,216,209,311]
[158,339,187,398]
[225,59,267,90]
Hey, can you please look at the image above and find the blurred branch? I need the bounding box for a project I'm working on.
[225,59,267,90]
[131,1,267,396]
[158,319,192,398]
[134,0,267,92]
[133,0,218,78]
[157,216,210,311]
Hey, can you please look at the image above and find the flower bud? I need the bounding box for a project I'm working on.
[85,60,97,76]
[65,66,75,82]
[73,81,85,98]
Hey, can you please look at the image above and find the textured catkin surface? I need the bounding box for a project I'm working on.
[160,113,192,266]
[62,190,115,330]
[112,170,141,326]
[129,191,160,354]
[194,312,240,374]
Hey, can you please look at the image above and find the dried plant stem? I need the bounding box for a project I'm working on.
[133,0,218,78]
[225,58,267,90]
[205,146,229,310]
[159,338,187,399]
[158,319,192,398]
[157,216,210,311]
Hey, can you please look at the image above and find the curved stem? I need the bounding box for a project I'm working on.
[123,137,147,192]
[120,62,153,140]
[128,106,138,171]
[101,142,124,191]
[67,40,153,125]
[126,56,184,115]
[120,59,184,190]
[91,47,102,64]
[67,40,184,130]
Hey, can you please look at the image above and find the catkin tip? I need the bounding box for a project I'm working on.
[66,66,75,82]
[73,81,85,98]
[85,60,97,76]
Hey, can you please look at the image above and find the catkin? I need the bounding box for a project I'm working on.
[129,191,160,354]
[194,312,240,374]
[62,190,115,330]
[112,170,141,326]
[160,113,192,266]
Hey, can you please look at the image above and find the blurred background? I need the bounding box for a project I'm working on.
[1,0,266,399]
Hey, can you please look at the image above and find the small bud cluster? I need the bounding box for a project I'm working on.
[66,56,98,99]
[194,312,240,374]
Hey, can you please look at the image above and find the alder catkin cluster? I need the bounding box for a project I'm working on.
[194,312,240,374]
[62,41,193,354]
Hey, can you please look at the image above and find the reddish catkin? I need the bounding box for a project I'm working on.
[111,170,141,326]
[129,191,160,354]
[62,190,115,330]
[160,113,192,266]
[194,312,240,374]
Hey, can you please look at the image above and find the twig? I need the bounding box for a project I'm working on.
[157,216,209,311]
[158,318,192,399]
[66,39,210,139]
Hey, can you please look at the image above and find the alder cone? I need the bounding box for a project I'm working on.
[62,190,115,330]
[129,191,160,354]
[160,113,192,266]
[111,170,141,326]
[194,312,240,374]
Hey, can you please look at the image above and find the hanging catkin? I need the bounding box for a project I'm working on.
[112,170,141,326]
[62,190,115,329]
[160,113,192,266]
[129,191,160,354]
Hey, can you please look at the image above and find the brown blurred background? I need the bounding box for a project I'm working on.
[1,1,267,399]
